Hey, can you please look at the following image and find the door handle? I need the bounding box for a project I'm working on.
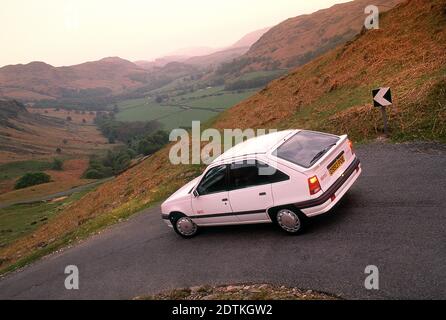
[222,198,228,202]
[259,192,266,196]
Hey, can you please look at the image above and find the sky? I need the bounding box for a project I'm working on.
[0,0,350,67]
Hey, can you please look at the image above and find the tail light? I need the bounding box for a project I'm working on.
[348,139,354,154]
[308,175,321,195]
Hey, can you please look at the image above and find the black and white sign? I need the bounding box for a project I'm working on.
[372,87,392,107]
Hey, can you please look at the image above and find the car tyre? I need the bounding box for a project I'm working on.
[172,215,199,238]
[275,208,305,235]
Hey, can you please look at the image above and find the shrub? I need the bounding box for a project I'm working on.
[84,169,106,179]
[51,158,64,171]
[15,172,51,190]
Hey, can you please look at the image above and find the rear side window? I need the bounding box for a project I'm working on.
[275,131,339,168]
[257,161,290,184]
[229,161,289,190]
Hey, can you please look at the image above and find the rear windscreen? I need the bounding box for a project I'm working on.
[275,131,339,168]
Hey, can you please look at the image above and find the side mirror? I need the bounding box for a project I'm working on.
[193,189,199,198]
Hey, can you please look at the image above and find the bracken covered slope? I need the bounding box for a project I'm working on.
[239,0,404,70]
[1,0,445,270]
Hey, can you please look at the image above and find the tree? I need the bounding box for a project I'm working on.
[56,147,62,154]
[137,130,169,156]
[66,116,72,121]
[15,172,51,189]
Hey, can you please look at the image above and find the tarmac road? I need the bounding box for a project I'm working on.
[0,142,445,299]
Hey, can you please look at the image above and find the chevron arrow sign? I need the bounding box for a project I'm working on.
[372,87,392,107]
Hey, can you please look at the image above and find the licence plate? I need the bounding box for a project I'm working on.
[328,154,345,175]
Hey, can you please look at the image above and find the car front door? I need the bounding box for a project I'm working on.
[228,160,274,223]
[191,164,237,225]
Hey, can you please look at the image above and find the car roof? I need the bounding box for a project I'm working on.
[212,129,298,164]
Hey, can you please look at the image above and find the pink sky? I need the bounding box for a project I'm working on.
[0,0,350,67]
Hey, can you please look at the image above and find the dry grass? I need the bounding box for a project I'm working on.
[27,108,97,125]
[0,115,110,164]
[243,0,403,70]
[136,284,338,300]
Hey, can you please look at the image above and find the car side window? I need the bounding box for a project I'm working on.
[229,160,289,190]
[196,165,227,195]
[257,161,290,184]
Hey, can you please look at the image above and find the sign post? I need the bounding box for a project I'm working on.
[372,87,392,136]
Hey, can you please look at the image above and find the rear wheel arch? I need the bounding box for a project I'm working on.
[268,205,307,235]
[267,205,304,221]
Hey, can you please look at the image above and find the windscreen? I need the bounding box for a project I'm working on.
[275,131,339,168]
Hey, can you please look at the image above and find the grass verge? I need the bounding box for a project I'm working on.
[0,197,159,276]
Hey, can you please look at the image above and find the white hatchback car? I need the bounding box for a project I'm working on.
[161,130,361,237]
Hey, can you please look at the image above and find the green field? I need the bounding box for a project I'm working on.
[236,70,286,81]
[0,187,92,248]
[184,90,257,109]
[115,87,258,129]
[0,160,52,182]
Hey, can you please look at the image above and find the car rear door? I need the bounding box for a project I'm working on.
[227,160,273,223]
[191,164,237,225]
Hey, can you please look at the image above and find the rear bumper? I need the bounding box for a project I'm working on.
[295,157,361,217]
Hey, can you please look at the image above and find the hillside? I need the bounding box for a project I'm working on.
[184,27,271,68]
[224,0,403,72]
[184,47,251,68]
[0,100,109,164]
[0,27,269,107]
[1,0,445,270]
[231,27,271,48]
[0,99,111,201]
[0,57,148,103]
[136,27,270,69]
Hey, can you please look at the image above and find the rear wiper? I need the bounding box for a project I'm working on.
[309,143,337,165]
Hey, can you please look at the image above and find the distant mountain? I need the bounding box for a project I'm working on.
[135,55,191,69]
[169,46,217,57]
[223,0,404,73]
[0,57,148,103]
[136,27,270,70]
[184,47,249,68]
[230,27,270,48]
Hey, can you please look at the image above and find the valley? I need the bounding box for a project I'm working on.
[114,86,259,129]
